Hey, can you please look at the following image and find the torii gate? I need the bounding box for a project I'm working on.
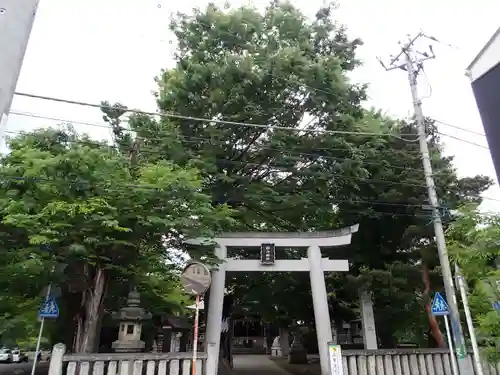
[190,225,361,375]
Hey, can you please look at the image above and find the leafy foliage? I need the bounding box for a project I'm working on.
[0,127,233,351]
[447,207,500,363]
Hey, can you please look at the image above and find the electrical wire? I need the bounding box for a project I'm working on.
[4,113,430,177]
[419,66,433,101]
[1,10,494,217]
[13,92,419,139]
[437,131,489,149]
[2,171,497,214]
[6,128,500,207]
[6,16,496,205]
[10,109,490,152]
[1,122,443,185]
[0,174,423,208]
[4,114,495,189]
[433,119,486,137]
[1,134,496,213]
[2,131,429,189]
[422,33,461,50]
[7,111,494,184]
[9,110,113,131]
[12,15,480,151]
[8,109,426,156]
[0,174,434,218]
[7,23,438,146]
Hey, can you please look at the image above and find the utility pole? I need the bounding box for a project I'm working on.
[0,0,40,153]
[379,33,473,375]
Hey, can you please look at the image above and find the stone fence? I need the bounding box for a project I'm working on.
[47,344,207,375]
[47,344,500,375]
[341,349,500,375]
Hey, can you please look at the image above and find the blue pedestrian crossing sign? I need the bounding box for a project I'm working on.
[431,292,449,316]
[38,296,59,319]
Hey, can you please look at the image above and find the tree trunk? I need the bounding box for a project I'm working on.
[50,292,79,351]
[74,314,84,352]
[422,264,445,348]
[93,302,107,352]
[75,267,108,353]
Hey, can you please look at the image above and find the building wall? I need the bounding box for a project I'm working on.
[471,61,500,182]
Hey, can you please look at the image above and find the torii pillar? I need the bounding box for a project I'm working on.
[190,225,359,375]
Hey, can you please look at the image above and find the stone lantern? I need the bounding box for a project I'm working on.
[112,288,152,352]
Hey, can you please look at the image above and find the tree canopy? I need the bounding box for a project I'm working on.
[0,127,233,351]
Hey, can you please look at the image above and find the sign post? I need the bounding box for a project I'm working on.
[180,262,212,375]
[431,292,459,375]
[327,342,343,375]
[31,292,59,375]
[455,266,484,375]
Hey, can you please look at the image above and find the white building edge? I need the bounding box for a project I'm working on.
[466,26,500,82]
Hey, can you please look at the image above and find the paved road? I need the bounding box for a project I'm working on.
[0,362,49,375]
[232,355,291,375]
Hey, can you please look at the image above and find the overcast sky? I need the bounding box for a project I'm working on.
[8,0,500,211]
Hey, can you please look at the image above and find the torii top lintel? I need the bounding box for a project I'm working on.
[187,224,359,248]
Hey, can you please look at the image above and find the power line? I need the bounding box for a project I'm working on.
[9,110,112,130]
[0,173,426,210]
[8,110,423,155]
[5,129,500,206]
[6,116,498,195]
[14,92,418,138]
[8,110,496,195]
[0,174,440,219]
[1,123,458,189]
[131,17,485,147]
[4,113,431,176]
[10,19,486,147]
[437,131,489,149]
[0,173,497,216]
[2,131,429,189]
[3,172,497,217]
[9,110,492,153]
[0,4,486,157]
[433,119,486,137]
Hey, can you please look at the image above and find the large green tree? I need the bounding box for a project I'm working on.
[339,116,493,347]
[106,0,492,346]
[0,127,232,352]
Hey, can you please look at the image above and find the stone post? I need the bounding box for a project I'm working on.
[360,290,378,349]
[205,244,227,375]
[308,245,333,375]
[279,328,290,356]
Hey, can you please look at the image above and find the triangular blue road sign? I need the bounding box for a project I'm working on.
[38,296,59,319]
[431,292,449,316]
